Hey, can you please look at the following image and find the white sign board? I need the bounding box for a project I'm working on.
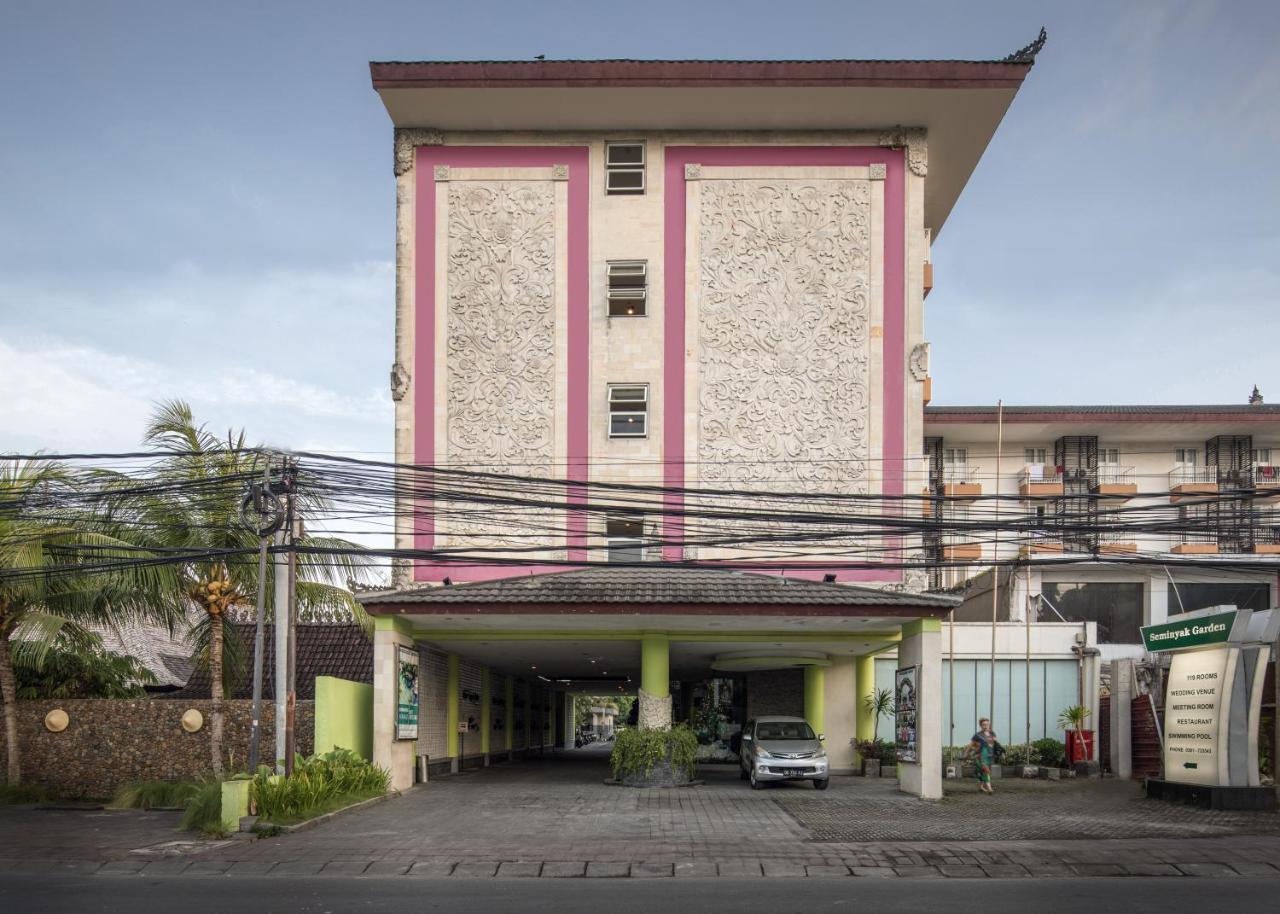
[1163,649,1233,785]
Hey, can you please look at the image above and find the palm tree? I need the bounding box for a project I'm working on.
[137,401,370,776]
[0,459,181,784]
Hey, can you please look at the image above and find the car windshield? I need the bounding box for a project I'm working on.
[755,722,815,741]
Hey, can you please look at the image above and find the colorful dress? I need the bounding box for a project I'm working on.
[971,730,999,787]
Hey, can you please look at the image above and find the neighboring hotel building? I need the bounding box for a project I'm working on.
[359,37,1068,794]
[926,402,1280,660]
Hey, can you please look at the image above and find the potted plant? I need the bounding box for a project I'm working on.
[854,739,884,777]
[856,688,895,775]
[1058,705,1093,769]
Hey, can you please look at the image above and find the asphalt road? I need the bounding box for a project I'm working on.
[1,876,1277,913]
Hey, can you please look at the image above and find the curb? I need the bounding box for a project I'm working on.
[259,789,403,835]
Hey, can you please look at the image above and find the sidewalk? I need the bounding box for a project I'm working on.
[2,754,1277,880]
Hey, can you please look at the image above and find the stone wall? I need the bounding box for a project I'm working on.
[746,670,804,719]
[1,699,313,799]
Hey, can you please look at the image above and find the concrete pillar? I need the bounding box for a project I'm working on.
[446,654,459,773]
[823,656,856,774]
[372,618,415,792]
[803,665,826,737]
[1149,574,1171,626]
[563,692,575,750]
[523,681,532,752]
[480,667,491,765]
[638,633,671,729]
[854,653,877,757]
[504,676,514,760]
[898,618,943,799]
[1111,658,1133,779]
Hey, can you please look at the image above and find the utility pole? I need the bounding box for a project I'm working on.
[272,461,295,775]
[285,490,300,778]
[989,400,1003,723]
[243,453,283,774]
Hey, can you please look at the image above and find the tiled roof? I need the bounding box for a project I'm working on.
[358,567,959,609]
[91,615,199,688]
[160,623,372,701]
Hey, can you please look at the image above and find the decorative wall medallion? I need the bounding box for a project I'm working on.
[44,709,69,732]
[868,163,887,181]
[684,163,703,180]
[434,164,451,181]
[446,181,556,546]
[877,127,928,177]
[697,179,872,525]
[393,127,445,176]
[909,342,931,382]
[390,361,410,402]
[180,709,204,733]
[551,164,569,180]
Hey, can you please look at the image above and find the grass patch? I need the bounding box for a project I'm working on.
[258,788,385,827]
[110,780,202,811]
[180,781,228,838]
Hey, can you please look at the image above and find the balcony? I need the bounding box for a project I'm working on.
[1096,530,1138,554]
[941,531,982,561]
[1018,465,1064,498]
[1094,465,1138,498]
[1168,466,1218,502]
[1252,464,1280,495]
[1171,530,1218,555]
[1252,515,1280,554]
[941,465,982,498]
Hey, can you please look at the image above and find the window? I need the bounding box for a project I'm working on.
[605,142,645,195]
[1024,447,1047,465]
[1174,448,1198,466]
[606,261,647,316]
[1254,448,1273,465]
[1039,582,1144,644]
[1169,582,1270,615]
[605,514,645,563]
[1099,448,1119,465]
[607,384,648,437]
[943,448,968,482]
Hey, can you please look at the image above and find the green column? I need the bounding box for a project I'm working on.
[504,676,514,752]
[855,654,876,753]
[446,654,459,759]
[523,682,532,750]
[480,668,491,757]
[640,633,670,698]
[804,665,826,738]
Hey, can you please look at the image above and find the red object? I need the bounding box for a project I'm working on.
[1066,730,1095,765]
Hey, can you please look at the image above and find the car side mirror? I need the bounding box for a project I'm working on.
[818,733,825,741]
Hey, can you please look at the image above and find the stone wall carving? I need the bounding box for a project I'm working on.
[393,127,444,176]
[697,179,872,494]
[877,127,927,177]
[446,181,556,547]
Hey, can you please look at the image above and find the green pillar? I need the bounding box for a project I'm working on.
[855,654,876,752]
[523,682,532,750]
[480,668,491,757]
[804,665,826,739]
[504,676,514,752]
[640,633,670,698]
[446,654,459,759]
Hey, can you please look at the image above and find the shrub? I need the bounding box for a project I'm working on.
[110,781,202,811]
[1032,737,1066,769]
[181,781,226,837]
[610,725,699,780]
[855,738,897,762]
[252,749,389,823]
[0,783,52,805]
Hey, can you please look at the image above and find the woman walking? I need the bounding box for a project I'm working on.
[968,718,1002,794]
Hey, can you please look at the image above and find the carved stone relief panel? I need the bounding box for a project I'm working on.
[696,178,874,557]
[446,181,556,547]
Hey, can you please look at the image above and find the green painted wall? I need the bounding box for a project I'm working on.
[314,675,373,761]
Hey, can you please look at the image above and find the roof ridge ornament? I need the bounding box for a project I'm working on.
[1002,26,1048,65]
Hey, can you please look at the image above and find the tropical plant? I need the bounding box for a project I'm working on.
[863,687,895,725]
[609,725,699,781]
[110,779,203,810]
[1058,704,1091,764]
[127,401,372,776]
[0,458,182,784]
[181,780,227,836]
[251,749,388,823]
[855,738,897,763]
[13,629,156,699]
[1032,737,1066,769]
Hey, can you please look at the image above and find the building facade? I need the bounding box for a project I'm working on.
[361,45,1048,793]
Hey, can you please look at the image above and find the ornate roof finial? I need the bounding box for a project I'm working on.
[1249,385,1264,405]
[1002,26,1048,65]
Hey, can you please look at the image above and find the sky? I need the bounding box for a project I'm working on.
[2,0,1278,458]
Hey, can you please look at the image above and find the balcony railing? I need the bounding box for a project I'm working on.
[941,464,977,484]
[1018,465,1063,497]
[1252,465,1280,488]
[1168,466,1217,488]
[1096,465,1134,485]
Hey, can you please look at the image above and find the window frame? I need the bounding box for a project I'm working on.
[606,260,648,317]
[607,383,649,438]
[605,141,646,195]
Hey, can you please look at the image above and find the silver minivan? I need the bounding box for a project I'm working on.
[739,716,829,790]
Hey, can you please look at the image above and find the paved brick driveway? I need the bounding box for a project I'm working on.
[3,750,1279,880]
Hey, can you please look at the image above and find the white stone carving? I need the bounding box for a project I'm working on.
[393,127,444,176]
[909,342,930,382]
[434,164,451,181]
[446,181,556,547]
[551,164,569,180]
[637,688,673,730]
[697,179,872,496]
[868,163,887,181]
[684,163,703,180]
[877,127,927,177]
[390,361,410,401]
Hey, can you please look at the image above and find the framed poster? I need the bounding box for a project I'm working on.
[894,665,919,764]
[396,646,420,741]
